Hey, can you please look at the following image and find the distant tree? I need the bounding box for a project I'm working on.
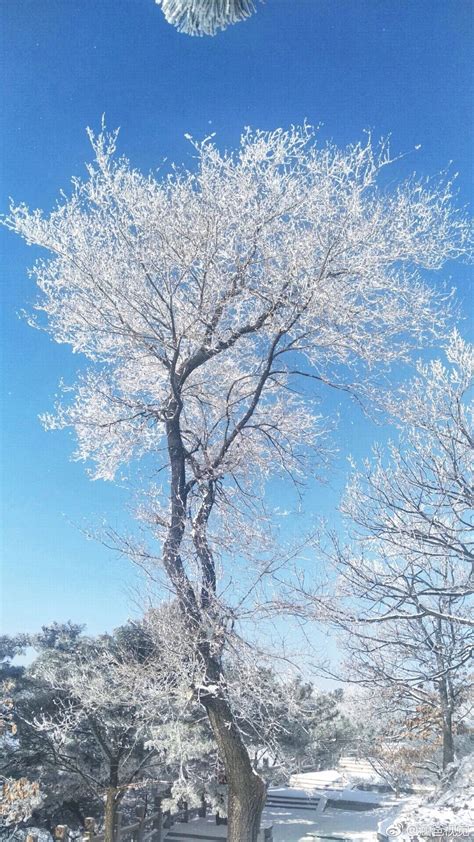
[229,670,353,776]
[354,685,472,789]
[155,0,257,36]
[335,594,472,772]
[6,123,471,840]
[33,621,84,653]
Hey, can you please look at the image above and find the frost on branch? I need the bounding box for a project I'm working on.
[5,125,471,489]
[306,335,473,773]
[155,0,257,36]
[340,331,473,620]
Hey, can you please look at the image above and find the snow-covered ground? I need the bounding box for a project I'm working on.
[379,755,474,841]
[289,769,347,790]
[162,816,273,840]
[163,784,405,841]
[20,759,474,842]
[262,802,395,841]
[164,784,405,842]
[165,804,398,842]
[290,762,388,792]
[268,784,385,805]
[262,784,403,841]
[290,757,386,789]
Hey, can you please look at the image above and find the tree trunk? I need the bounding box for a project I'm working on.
[441,702,455,769]
[434,626,455,770]
[104,759,120,842]
[104,787,118,842]
[205,696,266,842]
[163,398,266,839]
[227,782,266,842]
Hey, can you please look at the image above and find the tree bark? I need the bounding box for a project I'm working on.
[439,677,455,769]
[103,787,118,842]
[442,711,455,769]
[205,696,266,842]
[434,620,455,770]
[104,760,120,842]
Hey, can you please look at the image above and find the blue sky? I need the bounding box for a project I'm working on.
[1,0,472,638]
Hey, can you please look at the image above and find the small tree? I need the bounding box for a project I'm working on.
[5,124,471,840]
[338,626,471,774]
[343,689,434,792]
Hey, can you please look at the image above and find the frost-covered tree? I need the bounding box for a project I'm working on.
[1,637,42,838]
[342,332,473,624]
[5,124,471,840]
[306,336,473,771]
[341,688,439,792]
[141,604,353,807]
[339,623,472,773]
[0,778,41,836]
[155,0,257,36]
[2,623,180,841]
[392,753,474,839]
[229,671,352,777]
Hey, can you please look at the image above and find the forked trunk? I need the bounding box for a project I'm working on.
[165,405,266,839]
[206,696,266,842]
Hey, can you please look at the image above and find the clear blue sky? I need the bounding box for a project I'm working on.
[1,0,472,637]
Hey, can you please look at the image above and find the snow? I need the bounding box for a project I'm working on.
[162,816,272,840]
[163,785,406,842]
[269,786,322,798]
[289,770,345,789]
[289,766,390,792]
[380,755,474,841]
[264,784,401,841]
[268,785,387,805]
[315,770,346,784]
[263,803,391,841]
[321,789,383,805]
[166,805,395,842]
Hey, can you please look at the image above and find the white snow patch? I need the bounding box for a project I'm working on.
[379,755,474,841]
